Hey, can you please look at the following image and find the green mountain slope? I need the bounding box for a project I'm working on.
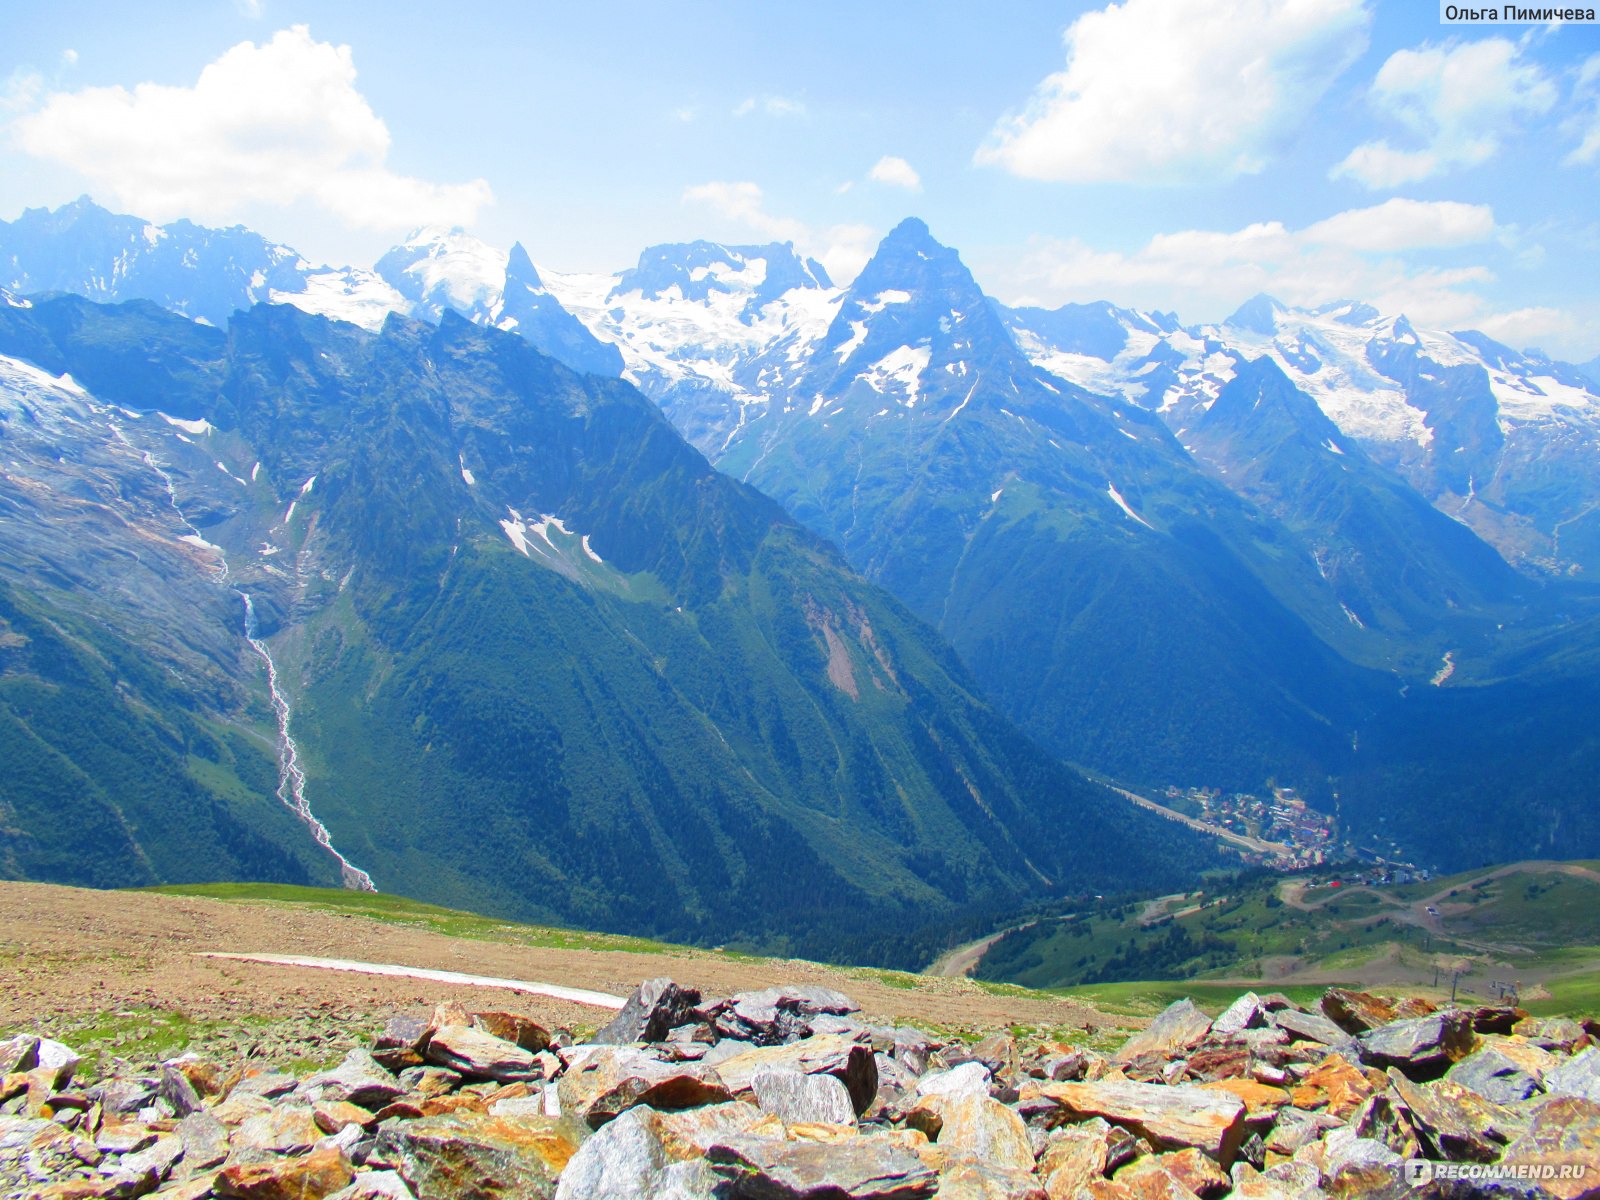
[0,297,1216,966]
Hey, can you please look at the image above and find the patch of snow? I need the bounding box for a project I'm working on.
[161,413,214,436]
[275,268,407,330]
[834,320,869,362]
[299,475,317,494]
[860,344,931,406]
[1324,439,1345,456]
[1106,482,1155,530]
[250,461,261,482]
[581,534,603,563]
[991,488,1004,503]
[858,289,911,314]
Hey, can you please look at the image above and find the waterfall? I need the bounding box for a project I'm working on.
[241,593,377,892]
[116,419,376,891]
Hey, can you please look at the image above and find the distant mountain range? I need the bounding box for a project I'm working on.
[4,198,1600,878]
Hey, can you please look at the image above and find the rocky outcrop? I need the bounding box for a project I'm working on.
[4,982,1598,1200]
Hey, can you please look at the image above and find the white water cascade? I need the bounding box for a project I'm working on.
[241,593,377,892]
[115,419,376,890]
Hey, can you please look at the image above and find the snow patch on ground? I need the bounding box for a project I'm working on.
[1106,482,1155,530]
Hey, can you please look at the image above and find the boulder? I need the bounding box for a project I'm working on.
[0,1037,39,1076]
[468,1014,550,1054]
[1269,1010,1351,1049]
[327,1171,418,1200]
[34,1040,81,1090]
[1545,1046,1600,1103]
[1446,1038,1559,1105]
[752,1069,856,1127]
[716,1035,878,1117]
[552,1105,675,1200]
[1356,1013,1476,1080]
[933,1092,1034,1174]
[231,1105,323,1156]
[1497,1096,1600,1200]
[376,1113,577,1200]
[706,1133,938,1198]
[707,986,861,1046]
[1029,1080,1246,1165]
[1387,1069,1526,1162]
[1039,1120,1114,1197]
[425,1027,541,1085]
[1318,989,1432,1036]
[593,978,702,1046]
[646,1101,774,1161]
[1210,994,1267,1040]
[373,1016,430,1074]
[302,1050,409,1109]
[1287,1055,1373,1119]
[176,1109,232,1171]
[556,1047,731,1129]
[936,1159,1048,1199]
[1116,1001,1212,1064]
[214,1145,354,1200]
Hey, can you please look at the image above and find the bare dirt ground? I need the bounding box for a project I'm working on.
[0,883,1127,1066]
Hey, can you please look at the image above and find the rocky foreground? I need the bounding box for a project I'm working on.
[3,981,1599,1200]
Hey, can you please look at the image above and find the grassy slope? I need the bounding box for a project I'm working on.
[973,862,1600,1019]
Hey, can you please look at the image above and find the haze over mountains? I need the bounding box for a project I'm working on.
[3,198,1599,924]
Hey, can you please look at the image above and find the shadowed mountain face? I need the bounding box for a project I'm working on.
[0,294,1213,966]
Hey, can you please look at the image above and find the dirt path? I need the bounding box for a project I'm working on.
[0,883,1125,1051]
[926,921,1037,979]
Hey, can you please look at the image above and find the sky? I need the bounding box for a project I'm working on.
[3,1,1599,359]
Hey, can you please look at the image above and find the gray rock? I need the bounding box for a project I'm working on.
[912,1062,990,1101]
[707,1133,938,1199]
[710,985,860,1045]
[372,1014,430,1073]
[1357,1012,1475,1079]
[556,1046,732,1129]
[553,1105,669,1200]
[177,1109,231,1171]
[159,1062,202,1117]
[1212,992,1267,1038]
[716,1034,878,1116]
[96,1077,158,1115]
[1544,1045,1600,1102]
[230,1072,299,1099]
[752,1068,856,1126]
[1272,1008,1353,1048]
[0,1036,38,1076]
[1116,999,1212,1063]
[33,1039,81,1089]
[425,1024,541,1083]
[1447,1046,1548,1105]
[301,1049,408,1109]
[594,977,704,1046]
[119,1132,184,1183]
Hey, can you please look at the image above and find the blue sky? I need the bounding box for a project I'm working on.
[3,1,1598,357]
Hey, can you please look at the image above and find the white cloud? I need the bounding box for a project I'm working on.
[975,0,1370,184]
[1302,197,1497,252]
[868,156,921,191]
[682,180,876,283]
[995,199,1516,334]
[733,95,806,118]
[1333,38,1556,188]
[1475,306,1577,350]
[61,49,78,67]
[1564,54,1600,166]
[9,25,492,233]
